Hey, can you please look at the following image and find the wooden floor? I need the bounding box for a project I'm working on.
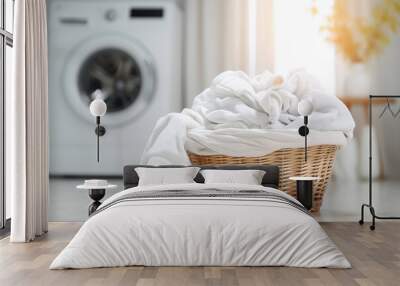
[0,222,399,286]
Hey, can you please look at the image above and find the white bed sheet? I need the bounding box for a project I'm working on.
[50,183,350,269]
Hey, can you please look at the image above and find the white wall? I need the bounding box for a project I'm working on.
[370,36,400,179]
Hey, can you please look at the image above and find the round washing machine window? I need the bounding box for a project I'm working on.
[62,35,157,126]
[78,48,142,113]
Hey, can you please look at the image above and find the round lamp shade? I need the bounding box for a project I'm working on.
[298,99,313,116]
[90,99,107,117]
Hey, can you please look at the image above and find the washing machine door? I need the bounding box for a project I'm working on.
[63,34,156,126]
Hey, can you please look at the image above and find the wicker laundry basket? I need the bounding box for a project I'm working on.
[188,144,338,212]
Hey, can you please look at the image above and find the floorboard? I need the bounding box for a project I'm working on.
[0,222,399,286]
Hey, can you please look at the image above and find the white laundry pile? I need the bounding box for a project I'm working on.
[141,70,355,165]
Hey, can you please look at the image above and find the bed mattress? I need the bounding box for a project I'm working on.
[50,183,350,269]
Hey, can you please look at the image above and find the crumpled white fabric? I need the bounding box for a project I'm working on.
[141,69,355,165]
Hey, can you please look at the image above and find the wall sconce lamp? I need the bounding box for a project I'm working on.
[291,99,316,211]
[298,99,313,162]
[89,97,107,162]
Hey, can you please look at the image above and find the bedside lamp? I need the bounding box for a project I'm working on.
[89,94,107,162]
[298,99,313,162]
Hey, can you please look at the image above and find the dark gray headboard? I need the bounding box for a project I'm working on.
[123,165,279,189]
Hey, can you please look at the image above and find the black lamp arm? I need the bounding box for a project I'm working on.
[304,116,308,162]
[94,116,106,162]
[298,116,309,162]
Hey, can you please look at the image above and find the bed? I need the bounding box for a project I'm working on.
[50,165,350,269]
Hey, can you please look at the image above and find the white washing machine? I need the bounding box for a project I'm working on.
[48,0,183,176]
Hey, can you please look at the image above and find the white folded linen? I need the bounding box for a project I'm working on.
[141,69,355,165]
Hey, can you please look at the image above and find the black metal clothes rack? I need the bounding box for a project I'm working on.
[359,95,400,230]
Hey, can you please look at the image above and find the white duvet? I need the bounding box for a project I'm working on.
[50,183,350,269]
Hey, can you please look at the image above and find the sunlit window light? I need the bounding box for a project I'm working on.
[273,0,336,95]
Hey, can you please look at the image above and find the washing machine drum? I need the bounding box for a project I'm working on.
[78,48,142,113]
[64,36,156,126]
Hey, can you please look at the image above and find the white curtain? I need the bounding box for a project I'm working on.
[8,0,49,242]
[183,0,274,106]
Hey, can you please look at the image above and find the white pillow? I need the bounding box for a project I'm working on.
[200,169,266,185]
[135,167,200,186]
